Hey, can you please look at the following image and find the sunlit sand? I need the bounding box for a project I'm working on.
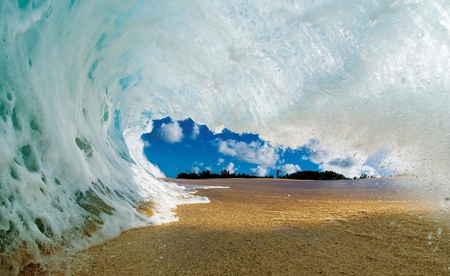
[21,178,449,275]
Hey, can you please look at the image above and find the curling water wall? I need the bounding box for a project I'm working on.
[0,0,449,274]
[0,0,206,274]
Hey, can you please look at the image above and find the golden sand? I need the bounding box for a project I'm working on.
[21,178,449,275]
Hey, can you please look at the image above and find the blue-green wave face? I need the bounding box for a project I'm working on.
[0,0,449,274]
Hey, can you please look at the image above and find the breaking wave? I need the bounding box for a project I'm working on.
[0,0,448,274]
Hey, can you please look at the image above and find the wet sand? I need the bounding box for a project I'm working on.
[21,178,449,275]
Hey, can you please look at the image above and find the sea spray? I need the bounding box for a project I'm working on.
[0,0,449,274]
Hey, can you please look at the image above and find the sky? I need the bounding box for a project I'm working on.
[141,117,320,178]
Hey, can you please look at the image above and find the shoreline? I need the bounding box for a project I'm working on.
[21,178,449,275]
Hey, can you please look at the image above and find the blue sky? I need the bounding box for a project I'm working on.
[141,117,320,178]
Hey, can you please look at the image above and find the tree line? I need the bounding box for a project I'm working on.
[176,169,274,179]
[177,169,349,180]
[280,170,348,180]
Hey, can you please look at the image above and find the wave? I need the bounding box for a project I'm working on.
[0,0,449,274]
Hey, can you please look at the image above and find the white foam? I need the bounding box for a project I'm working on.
[0,0,449,274]
[179,184,231,191]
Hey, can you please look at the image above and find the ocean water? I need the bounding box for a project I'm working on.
[0,0,449,274]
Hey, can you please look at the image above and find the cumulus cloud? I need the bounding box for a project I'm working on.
[250,166,268,177]
[307,140,390,178]
[217,158,224,165]
[278,164,301,175]
[190,161,205,174]
[226,162,236,174]
[217,139,279,168]
[191,124,200,139]
[328,157,356,168]
[308,141,362,177]
[158,121,183,143]
[213,125,225,134]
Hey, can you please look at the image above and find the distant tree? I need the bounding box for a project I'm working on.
[200,170,212,178]
[220,169,230,176]
[177,170,274,179]
[176,172,200,179]
[283,170,348,181]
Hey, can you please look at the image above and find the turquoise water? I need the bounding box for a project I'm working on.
[0,0,449,274]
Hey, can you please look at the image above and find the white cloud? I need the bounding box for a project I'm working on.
[359,165,378,178]
[190,161,205,174]
[191,166,200,174]
[306,140,392,178]
[278,164,301,175]
[226,162,236,174]
[158,121,183,143]
[308,141,363,178]
[217,158,224,165]
[191,124,200,139]
[143,140,151,148]
[213,125,225,134]
[217,139,279,168]
[250,166,268,177]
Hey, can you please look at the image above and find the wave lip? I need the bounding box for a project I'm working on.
[0,1,207,274]
[1,0,449,275]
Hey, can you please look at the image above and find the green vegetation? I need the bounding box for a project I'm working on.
[177,170,274,179]
[177,169,350,180]
[281,170,348,180]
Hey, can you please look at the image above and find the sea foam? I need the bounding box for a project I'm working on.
[0,0,449,274]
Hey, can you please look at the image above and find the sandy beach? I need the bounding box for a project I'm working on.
[21,178,449,275]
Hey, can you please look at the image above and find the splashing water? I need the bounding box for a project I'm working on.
[0,0,449,274]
